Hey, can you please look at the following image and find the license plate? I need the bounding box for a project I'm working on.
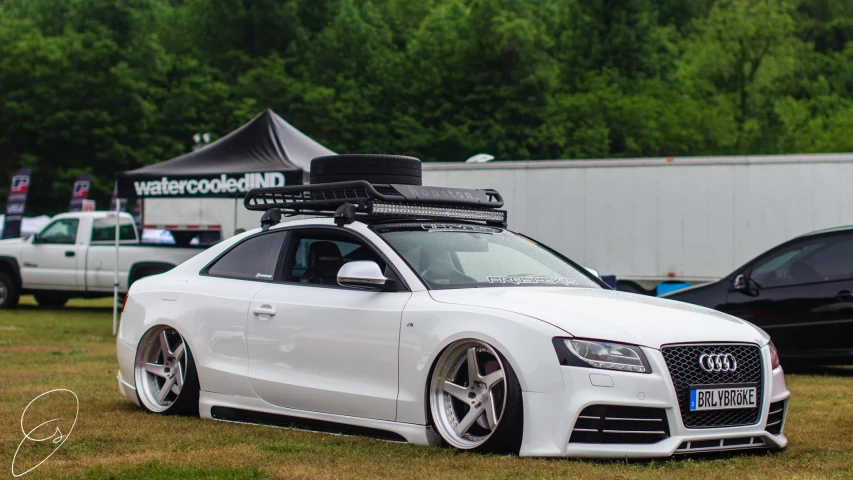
[689,384,758,411]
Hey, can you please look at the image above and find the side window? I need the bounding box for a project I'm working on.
[37,219,80,245]
[751,235,853,288]
[207,232,286,281]
[91,217,137,243]
[283,231,386,286]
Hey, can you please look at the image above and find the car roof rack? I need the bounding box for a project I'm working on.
[244,180,507,228]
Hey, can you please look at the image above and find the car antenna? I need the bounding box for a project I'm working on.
[260,208,282,231]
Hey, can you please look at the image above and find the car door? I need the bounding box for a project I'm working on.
[722,233,853,359]
[246,227,411,421]
[20,218,83,289]
[190,230,288,397]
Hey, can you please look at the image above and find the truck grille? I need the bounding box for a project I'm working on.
[661,343,763,428]
[570,405,669,444]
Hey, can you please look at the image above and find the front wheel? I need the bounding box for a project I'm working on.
[428,339,524,453]
[134,326,199,415]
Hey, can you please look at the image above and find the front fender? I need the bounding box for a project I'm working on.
[396,291,567,425]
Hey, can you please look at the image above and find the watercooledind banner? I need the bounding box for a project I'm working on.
[2,167,32,239]
[118,171,299,198]
[69,173,92,212]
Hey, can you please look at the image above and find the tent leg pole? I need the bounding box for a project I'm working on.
[113,201,120,336]
[233,197,238,236]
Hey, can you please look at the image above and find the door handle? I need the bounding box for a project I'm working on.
[65,251,75,257]
[253,306,277,317]
[837,290,853,302]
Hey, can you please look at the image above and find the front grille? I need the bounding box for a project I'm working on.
[765,400,786,435]
[661,343,763,428]
[570,405,669,444]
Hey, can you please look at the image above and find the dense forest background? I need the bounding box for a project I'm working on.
[2,0,853,213]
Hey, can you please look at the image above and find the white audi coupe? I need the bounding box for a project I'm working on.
[116,155,789,457]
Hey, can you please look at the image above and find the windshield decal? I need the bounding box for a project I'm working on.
[487,276,578,286]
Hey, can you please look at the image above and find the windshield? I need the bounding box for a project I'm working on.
[373,223,600,290]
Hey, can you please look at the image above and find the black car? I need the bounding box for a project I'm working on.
[664,226,853,366]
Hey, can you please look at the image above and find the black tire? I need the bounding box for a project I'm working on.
[479,350,524,454]
[310,154,422,185]
[165,342,200,416]
[34,294,69,308]
[0,272,20,309]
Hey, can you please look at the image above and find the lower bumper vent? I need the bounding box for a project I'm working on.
[570,405,669,444]
[676,436,766,453]
[765,400,786,435]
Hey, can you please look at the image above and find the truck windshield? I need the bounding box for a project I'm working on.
[373,223,600,290]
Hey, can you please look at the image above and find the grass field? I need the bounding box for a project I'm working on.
[2,297,853,479]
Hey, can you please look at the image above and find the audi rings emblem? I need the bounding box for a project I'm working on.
[698,353,738,372]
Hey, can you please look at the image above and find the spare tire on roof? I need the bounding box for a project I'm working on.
[310,154,422,185]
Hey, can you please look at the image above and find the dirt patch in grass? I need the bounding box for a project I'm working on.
[2,296,853,479]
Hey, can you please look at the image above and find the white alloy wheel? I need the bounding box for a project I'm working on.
[429,339,509,449]
[134,326,189,413]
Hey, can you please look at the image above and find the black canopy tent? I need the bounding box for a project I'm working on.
[110,110,334,335]
[117,109,335,198]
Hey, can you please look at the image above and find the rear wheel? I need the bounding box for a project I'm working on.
[0,272,20,309]
[134,326,199,415]
[429,339,523,453]
[310,154,422,185]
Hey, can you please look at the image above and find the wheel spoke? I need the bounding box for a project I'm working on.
[455,404,484,436]
[481,369,503,388]
[466,347,480,384]
[483,393,499,430]
[144,362,167,378]
[172,342,185,362]
[170,382,182,395]
[157,377,175,403]
[443,381,470,402]
[160,330,172,357]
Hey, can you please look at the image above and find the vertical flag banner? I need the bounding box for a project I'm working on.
[2,167,32,239]
[68,173,92,212]
[109,181,128,212]
[133,198,142,226]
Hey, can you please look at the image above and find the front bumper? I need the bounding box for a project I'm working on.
[520,344,789,457]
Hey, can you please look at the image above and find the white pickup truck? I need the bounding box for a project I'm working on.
[0,211,206,308]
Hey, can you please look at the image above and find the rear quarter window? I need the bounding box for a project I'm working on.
[207,232,286,281]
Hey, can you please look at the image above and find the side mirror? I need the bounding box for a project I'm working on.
[31,233,40,244]
[337,261,390,288]
[733,273,747,291]
[584,267,602,280]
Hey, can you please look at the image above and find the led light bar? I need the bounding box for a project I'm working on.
[372,202,507,223]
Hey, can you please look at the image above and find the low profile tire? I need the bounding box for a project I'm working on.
[34,294,68,308]
[134,326,200,416]
[429,339,523,454]
[0,272,20,309]
[310,154,422,185]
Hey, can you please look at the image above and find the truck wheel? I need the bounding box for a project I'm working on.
[0,272,20,309]
[34,294,69,308]
[309,154,422,185]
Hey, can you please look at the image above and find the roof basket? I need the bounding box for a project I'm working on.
[243,180,507,227]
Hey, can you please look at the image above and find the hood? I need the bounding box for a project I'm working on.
[429,287,768,349]
[0,237,24,251]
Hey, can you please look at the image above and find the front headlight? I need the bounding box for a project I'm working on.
[553,338,651,373]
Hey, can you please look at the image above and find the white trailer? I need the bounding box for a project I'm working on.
[423,153,853,284]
